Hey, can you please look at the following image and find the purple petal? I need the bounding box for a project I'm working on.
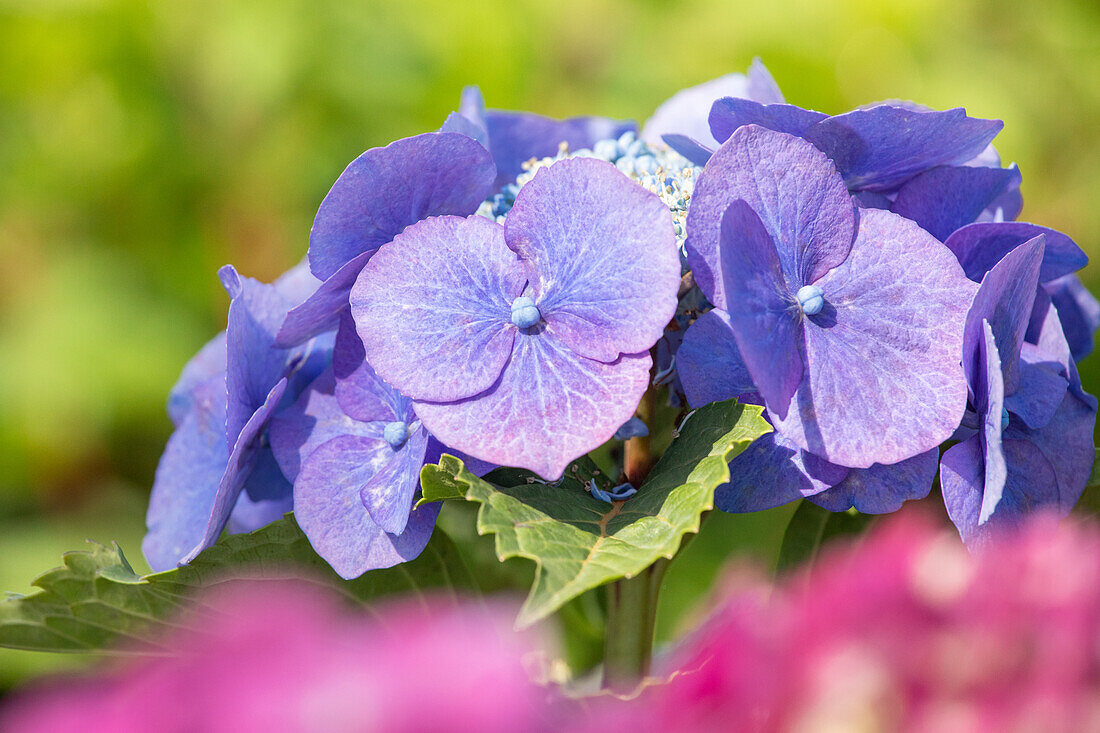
[294,435,440,579]
[228,450,294,534]
[440,111,488,148]
[976,321,1007,524]
[771,209,974,468]
[143,375,229,572]
[272,259,323,305]
[483,111,635,188]
[685,125,855,307]
[808,449,938,514]
[1008,389,1096,512]
[458,86,486,126]
[1043,274,1100,360]
[1024,291,1096,407]
[962,234,1045,395]
[708,99,827,145]
[945,221,1086,285]
[678,309,756,407]
[351,215,524,402]
[1006,358,1068,429]
[891,165,1024,242]
[268,369,384,483]
[505,157,680,362]
[333,310,408,423]
[167,331,227,426]
[308,132,496,281]
[181,379,289,564]
[642,59,784,148]
[716,200,803,418]
[716,432,847,513]
[660,134,714,167]
[275,252,371,347]
[360,427,429,535]
[805,105,1003,192]
[221,265,296,443]
[941,436,1058,546]
[413,333,651,480]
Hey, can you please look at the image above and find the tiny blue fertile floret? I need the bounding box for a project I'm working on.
[796,284,824,316]
[383,421,409,449]
[510,296,542,329]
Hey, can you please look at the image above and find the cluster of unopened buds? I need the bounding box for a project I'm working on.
[145,58,1097,580]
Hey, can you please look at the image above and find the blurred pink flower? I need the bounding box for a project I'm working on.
[591,513,1100,732]
[1,583,557,732]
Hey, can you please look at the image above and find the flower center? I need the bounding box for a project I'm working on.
[511,296,542,329]
[383,421,409,449]
[796,284,825,316]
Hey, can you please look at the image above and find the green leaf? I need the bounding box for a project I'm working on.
[0,515,473,654]
[419,398,771,626]
[775,500,873,573]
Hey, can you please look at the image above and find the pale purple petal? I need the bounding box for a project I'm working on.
[1043,274,1100,360]
[228,452,294,534]
[771,209,974,468]
[483,111,635,188]
[809,449,938,514]
[333,310,408,423]
[440,111,488,148]
[505,157,680,362]
[275,252,370,347]
[308,132,496,281]
[294,435,440,579]
[717,200,803,418]
[272,259,323,305]
[143,374,228,572]
[976,321,1007,524]
[351,215,524,402]
[268,369,384,482]
[716,431,847,512]
[642,59,784,148]
[685,125,855,307]
[182,379,289,564]
[890,165,1021,242]
[962,235,1045,395]
[805,105,1003,192]
[413,332,651,480]
[945,222,1087,284]
[360,427,429,536]
[167,331,227,426]
[678,309,756,407]
[708,99,827,145]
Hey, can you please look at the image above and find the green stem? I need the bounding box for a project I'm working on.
[602,559,667,692]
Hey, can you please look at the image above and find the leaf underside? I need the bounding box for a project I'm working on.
[0,515,473,654]
[420,398,771,626]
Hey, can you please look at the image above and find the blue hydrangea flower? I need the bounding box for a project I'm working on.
[267,313,491,578]
[350,157,681,479]
[939,237,1097,544]
[447,86,635,190]
[680,124,975,470]
[641,57,783,154]
[274,132,496,347]
[144,263,332,571]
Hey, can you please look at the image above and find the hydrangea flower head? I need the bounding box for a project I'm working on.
[682,124,975,468]
[351,157,681,479]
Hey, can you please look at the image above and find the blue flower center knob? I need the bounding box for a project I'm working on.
[383,421,409,449]
[796,284,825,316]
[511,296,542,329]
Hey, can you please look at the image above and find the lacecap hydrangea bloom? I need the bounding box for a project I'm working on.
[145,57,1099,577]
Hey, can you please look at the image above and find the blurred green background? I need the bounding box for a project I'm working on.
[1,0,1097,688]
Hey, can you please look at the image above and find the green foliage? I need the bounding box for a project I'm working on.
[775,501,874,573]
[0,515,473,654]
[419,399,771,626]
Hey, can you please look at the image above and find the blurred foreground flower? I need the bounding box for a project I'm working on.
[589,513,1100,732]
[1,585,557,733]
